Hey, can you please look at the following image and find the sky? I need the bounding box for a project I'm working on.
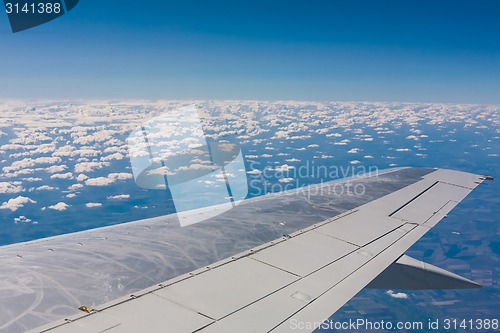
[0,0,499,103]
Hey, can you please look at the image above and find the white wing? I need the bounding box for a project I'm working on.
[0,168,488,333]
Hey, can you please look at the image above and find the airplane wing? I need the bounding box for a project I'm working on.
[0,167,489,333]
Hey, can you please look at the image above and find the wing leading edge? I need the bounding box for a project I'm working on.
[26,168,488,333]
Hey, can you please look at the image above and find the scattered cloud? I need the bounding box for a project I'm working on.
[348,148,360,154]
[47,202,69,211]
[107,194,130,200]
[0,196,36,212]
[34,185,58,191]
[68,183,84,191]
[386,290,409,299]
[46,165,68,174]
[0,181,24,194]
[50,172,74,180]
[76,174,89,181]
[273,164,295,172]
[85,177,115,187]
[101,152,124,161]
[74,161,110,173]
[22,177,42,182]
[85,172,132,186]
[14,215,35,224]
[108,172,133,180]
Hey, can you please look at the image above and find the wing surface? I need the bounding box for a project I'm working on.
[0,168,486,333]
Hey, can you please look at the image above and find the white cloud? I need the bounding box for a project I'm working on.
[47,202,69,211]
[0,168,36,178]
[53,145,76,157]
[34,156,62,165]
[177,163,217,172]
[34,185,58,191]
[85,177,114,186]
[32,144,56,155]
[72,148,100,157]
[0,181,24,194]
[273,164,295,172]
[85,172,133,186]
[386,290,408,299]
[46,165,68,173]
[333,139,350,145]
[85,202,102,208]
[2,158,36,173]
[66,193,77,198]
[0,196,36,212]
[50,172,74,180]
[23,177,42,182]
[14,216,34,224]
[247,169,262,175]
[278,177,294,183]
[108,172,133,180]
[146,166,173,176]
[68,183,84,191]
[76,174,89,181]
[348,148,360,154]
[103,146,123,153]
[107,194,130,200]
[101,153,124,161]
[285,158,300,163]
[73,129,116,145]
[74,161,110,173]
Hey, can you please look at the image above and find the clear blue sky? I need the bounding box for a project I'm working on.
[1,0,499,103]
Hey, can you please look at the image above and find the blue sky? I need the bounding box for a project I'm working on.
[0,0,499,103]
